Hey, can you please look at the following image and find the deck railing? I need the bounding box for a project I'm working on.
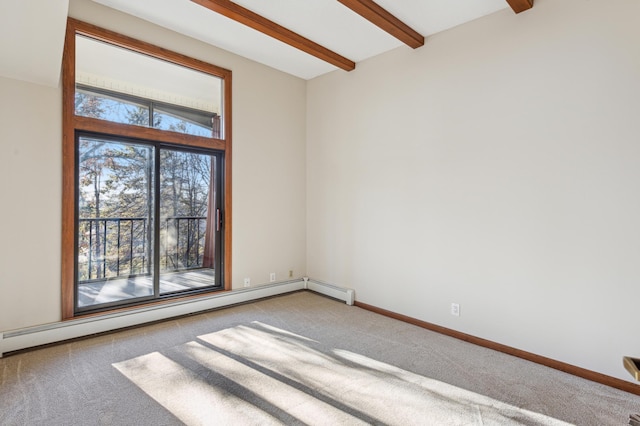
[78,216,207,282]
[163,216,208,272]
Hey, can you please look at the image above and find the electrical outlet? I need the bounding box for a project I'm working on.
[270,272,276,282]
[451,303,460,317]
[289,270,293,278]
[243,278,250,287]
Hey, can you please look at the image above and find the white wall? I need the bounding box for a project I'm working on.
[307,0,640,381]
[0,0,307,331]
[0,77,63,330]
[2,0,638,384]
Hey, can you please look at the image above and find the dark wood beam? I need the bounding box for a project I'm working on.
[337,0,424,49]
[506,0,533,14]
[191,0,355,71]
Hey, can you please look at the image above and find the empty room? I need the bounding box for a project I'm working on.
[1,0,639,424]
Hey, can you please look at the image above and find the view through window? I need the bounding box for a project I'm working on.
[62,19,232,317]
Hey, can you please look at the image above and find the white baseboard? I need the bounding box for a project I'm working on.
[305,277,355,305]
[0,278,354,357]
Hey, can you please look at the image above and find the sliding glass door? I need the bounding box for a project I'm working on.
[159,148,221,295]
[75,134,223,313]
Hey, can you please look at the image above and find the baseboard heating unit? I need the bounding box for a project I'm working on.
[0,278,354,357]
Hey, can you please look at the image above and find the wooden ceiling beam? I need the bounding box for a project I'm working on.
[506,0,533,14]
[191,0,355,71]
[337,0,424,49]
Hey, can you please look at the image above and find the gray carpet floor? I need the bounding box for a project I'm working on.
[0,291,638,425]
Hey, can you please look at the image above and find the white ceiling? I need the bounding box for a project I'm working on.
[93,0,509,80]
[0,0,69,86]
[0,0,511,87]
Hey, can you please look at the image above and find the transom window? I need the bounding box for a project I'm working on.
[62,19,232,318]
[75,84,220,137]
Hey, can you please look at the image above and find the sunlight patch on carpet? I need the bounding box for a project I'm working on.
[114,321,573,425]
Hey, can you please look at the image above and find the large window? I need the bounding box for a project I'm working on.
[62,19,232,318]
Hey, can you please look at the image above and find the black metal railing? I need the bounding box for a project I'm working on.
[78,216,207,282]
[163,216,208,271]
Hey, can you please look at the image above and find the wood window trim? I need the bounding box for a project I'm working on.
[61,18,233,320]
